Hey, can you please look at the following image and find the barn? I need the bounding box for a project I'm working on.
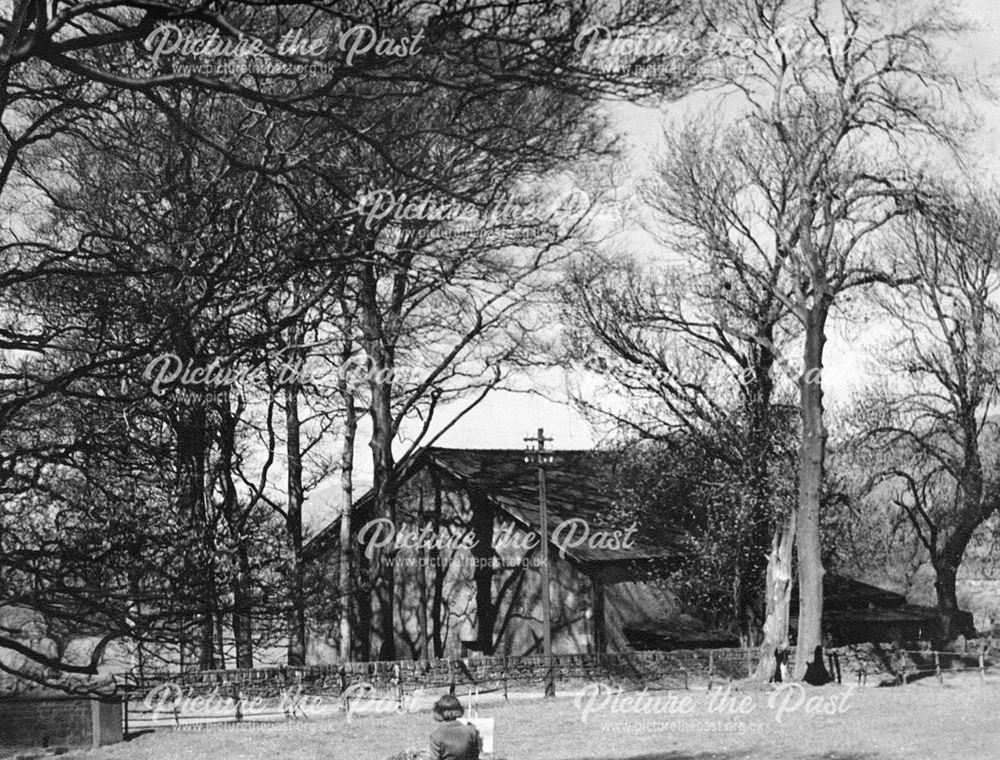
[304,447,738,661]
[812,575,976,645]
[304,446,973,662]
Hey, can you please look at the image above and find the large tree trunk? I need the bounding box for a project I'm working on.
[355,524,373,661]
[368,379,397,660]
[417,480,430,659]
[218,396,254,669]
[356,258,400,661]
[741,335,777,649]
[232,544,254,669]
[932,489,986,642]
[176,400,215,670]
[738,327,787,674]
[192,467,216,670]
[755,508,796,680]
[285,381,307,666]
[793,303,829,680]
[337,376,357,661]
[933,560,960,642]
[471,489,497,653]
[430,471,445,658]
[931,419,988,642]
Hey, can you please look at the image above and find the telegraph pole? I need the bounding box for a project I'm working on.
[524,428,555,698]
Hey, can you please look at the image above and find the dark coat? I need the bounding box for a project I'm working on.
[430,720,480,760]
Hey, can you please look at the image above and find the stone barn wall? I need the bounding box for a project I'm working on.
[0,695,122,752]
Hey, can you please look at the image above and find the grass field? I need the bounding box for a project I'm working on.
[54,675,1000,760]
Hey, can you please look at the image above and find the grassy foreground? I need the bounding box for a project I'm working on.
[56,675,1000,760]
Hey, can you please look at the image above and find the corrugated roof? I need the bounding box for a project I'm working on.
[305,446,690,565]
[816,575,907,611]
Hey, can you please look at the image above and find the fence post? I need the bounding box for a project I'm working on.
[980,652,986,682]
[549,653,556,696]
[122,673,130,738]
[708,652,714,691]
[502,657,509,702]
[448,659,456,695]
[900,653,908,686]
[933,652,942,684]
[395,663,404,711]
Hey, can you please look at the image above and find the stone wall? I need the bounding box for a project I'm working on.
[120,643,997,728]
[128,643,967,702]
[0,695,122,752]
[129,650,746,701]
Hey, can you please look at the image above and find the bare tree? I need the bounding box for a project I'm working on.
[856,188,1000,640]
[0,0,740,679]
[563,118,802,663]
[673,0,969,676]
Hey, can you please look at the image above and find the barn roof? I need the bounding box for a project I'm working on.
[790,575,976,640]
[822,575,908,610]
[304,446,691,566]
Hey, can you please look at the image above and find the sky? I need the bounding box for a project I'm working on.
[304,0,1000,528]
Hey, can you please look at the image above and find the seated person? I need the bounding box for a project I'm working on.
[429,695,480,760]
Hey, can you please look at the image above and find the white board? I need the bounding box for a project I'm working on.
[465,717,494,755]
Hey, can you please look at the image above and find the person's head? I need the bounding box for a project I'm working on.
[432,694,464,722]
